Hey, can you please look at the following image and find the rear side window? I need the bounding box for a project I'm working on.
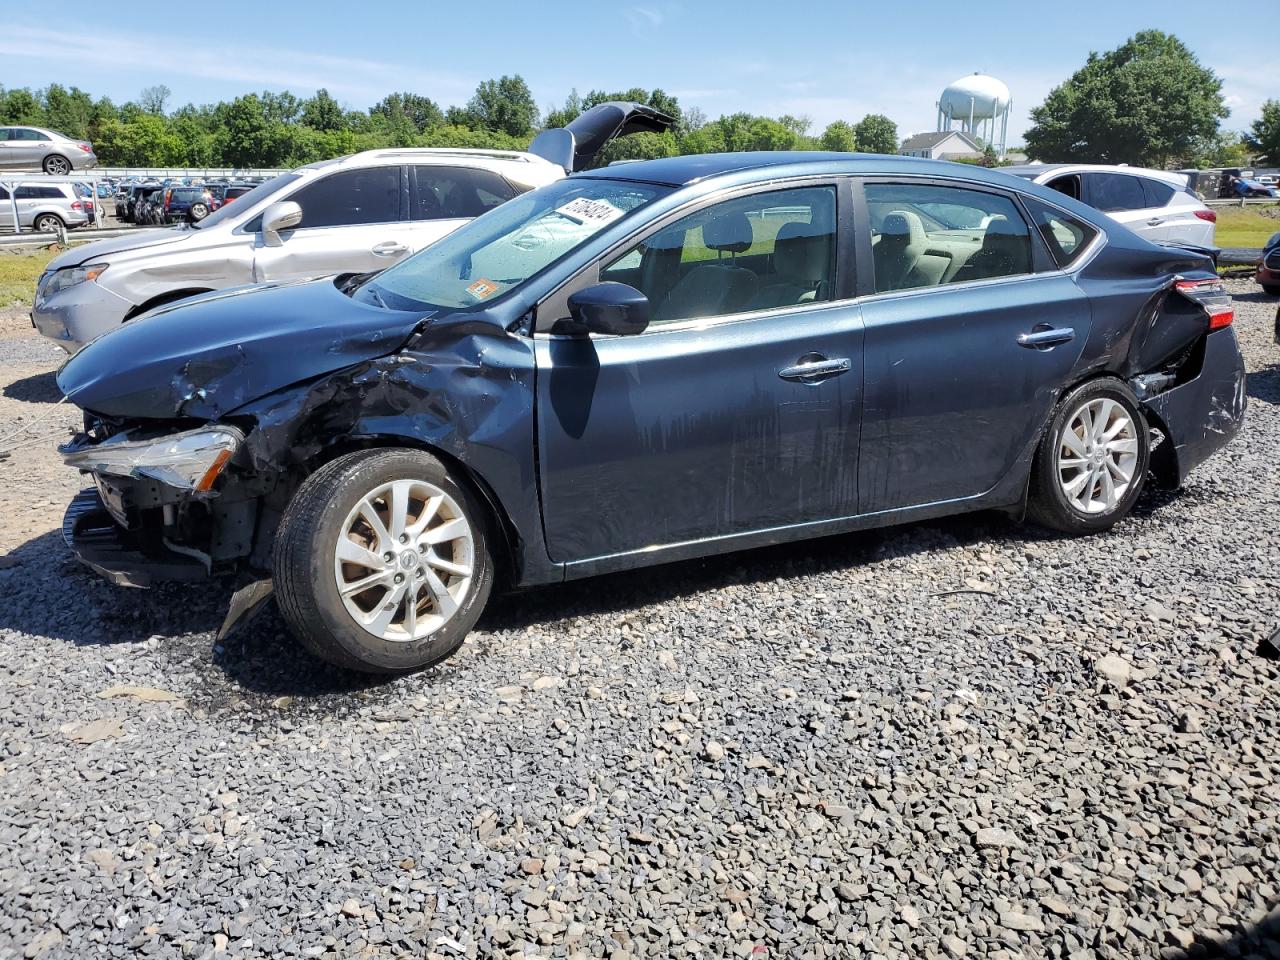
[411,166,518,221]
[0,129,11,141]
[1141,178,1176,207]
[15,186,65,199]
[1088,173,1146,212]
[16,129,50,141]
[865,182,1035,292]
[1022,196,1099,268]
[288,167,402,229]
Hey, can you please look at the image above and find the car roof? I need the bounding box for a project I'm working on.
[1003,162,1188,188]
[575,151,1044,189]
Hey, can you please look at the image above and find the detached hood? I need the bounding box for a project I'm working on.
[528,101,676,173]
[57,277,427,420]
[45,226,194,272]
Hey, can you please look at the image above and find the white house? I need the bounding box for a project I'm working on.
[899,131,986,161]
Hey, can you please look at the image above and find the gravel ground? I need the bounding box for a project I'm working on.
[1,283,1278,960]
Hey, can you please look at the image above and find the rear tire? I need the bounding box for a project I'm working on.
[1263,285,1280,297]
[273,449,494,674]
[42,155,70,176]
[1028,377,1150,535]
[189,202,209,222]
[33,214,63,233]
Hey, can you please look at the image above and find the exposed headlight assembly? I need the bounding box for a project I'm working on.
[60,426,243,492]
[40,263,108,299]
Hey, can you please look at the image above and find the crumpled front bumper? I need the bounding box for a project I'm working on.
[62,488,209,588]
[32,280,134,353]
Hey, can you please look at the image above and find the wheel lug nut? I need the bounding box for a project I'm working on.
[399,534,408,543]
[394,573,404,583]
[383,552,393,563]
[416,568,424,578]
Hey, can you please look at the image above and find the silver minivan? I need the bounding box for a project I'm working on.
[0,181,91,232]
[32,102,674,351]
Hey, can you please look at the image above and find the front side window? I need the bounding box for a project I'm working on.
[0,129,11,141]
[1089,173,1145,212]
[195,173,299,230]
[16,129,49,142]
[865,182,1034,292]
[1022,196,1098,268]
[412,166,518,221]
[287,167,401,229]
[602,186,837,325]
[363,178,668,311]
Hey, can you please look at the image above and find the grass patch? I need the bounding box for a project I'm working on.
[0,248,59,308]
[1214,205,1280,249]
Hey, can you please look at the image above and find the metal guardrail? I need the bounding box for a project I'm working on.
[0,226,163,248]
[1204,198,1280,207]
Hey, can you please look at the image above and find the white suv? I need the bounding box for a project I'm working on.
[33,103,673,351]
[1003,164,1216,249]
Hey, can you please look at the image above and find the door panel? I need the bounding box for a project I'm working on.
[858,274,1090,513]
[252,222,424,281]
[535,303,864,562]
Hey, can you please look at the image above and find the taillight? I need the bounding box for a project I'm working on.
[70,201,83,211]
[1194,209,1217,223]
[1175,278,1233,330]
[79,142,92,153]
[164,191,172,210]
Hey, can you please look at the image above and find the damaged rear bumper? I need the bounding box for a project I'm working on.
[1140,328,1247,486]
[62,488,210,588]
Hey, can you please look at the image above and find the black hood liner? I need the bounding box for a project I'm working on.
[57,277,427,420]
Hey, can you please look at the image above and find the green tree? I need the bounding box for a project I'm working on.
[0,87,43,125]
[262,91,303,125]
[371,92,443,132]
[1245,99,1280,164]
[854,114,898,154]
[41,84,95,138]
[1025,30,1226,166]
[93,114,184,165]
[466,75,538,137]
[820,120,856,152]
[301,89,345,132]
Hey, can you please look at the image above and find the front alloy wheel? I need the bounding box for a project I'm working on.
[273,449,493,674]
[1029,378,1150,534]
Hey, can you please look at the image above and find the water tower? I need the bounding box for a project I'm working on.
[937,73,1011,158]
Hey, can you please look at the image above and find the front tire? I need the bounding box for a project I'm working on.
[1028,378,1150,535]
[273,449,494,674]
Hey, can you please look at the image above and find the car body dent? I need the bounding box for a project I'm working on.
[56,277,427,420]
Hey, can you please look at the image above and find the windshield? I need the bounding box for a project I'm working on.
[363,178,669,311]
[192,173,299,229]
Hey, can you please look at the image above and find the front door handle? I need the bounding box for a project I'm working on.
[779,354,851,383]
[372,241,409,257]
[1146,217,1164,226]
[1017,325,1075,350]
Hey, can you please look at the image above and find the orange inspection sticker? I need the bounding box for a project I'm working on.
[465,278,500,300]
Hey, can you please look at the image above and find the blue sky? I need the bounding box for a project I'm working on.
[2,1,1274,144]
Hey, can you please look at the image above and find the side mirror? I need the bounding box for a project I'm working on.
[567,282,650,336]
[261,200,303,246]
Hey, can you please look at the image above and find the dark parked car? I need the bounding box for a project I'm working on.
[1258,231,1280,296]
[208,182,253,210]
[57,153,1246,674]
[160,185,213,223]
[122,183,160,223]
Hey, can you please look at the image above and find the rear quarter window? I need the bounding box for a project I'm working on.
[1141,178,1176,207]
[1022,196,1098,268]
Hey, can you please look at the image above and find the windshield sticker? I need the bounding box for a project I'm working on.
[554,197,625,226]
[465,278,500,300]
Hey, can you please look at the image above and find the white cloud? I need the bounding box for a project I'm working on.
[0,24,475,105]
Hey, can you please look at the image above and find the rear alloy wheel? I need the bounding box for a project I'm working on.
[1029,378,1150,535]
[33,214,63,233]
[42,155,70,176]
[273,449,493,674]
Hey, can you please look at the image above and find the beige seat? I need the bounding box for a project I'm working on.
[748,221,832,309]
[655,211,759,322]
[873,210,926,292]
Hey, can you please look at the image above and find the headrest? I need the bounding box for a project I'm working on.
[702,211,753,254]
[774,221,831,284]
[983,215,1020,237]
[880,209,925,245]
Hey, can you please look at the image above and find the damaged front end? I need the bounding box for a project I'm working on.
[59,416,264,588]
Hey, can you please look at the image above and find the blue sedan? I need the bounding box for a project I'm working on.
[56,153,1246,673]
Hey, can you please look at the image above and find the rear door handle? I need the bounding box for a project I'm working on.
[1017,325,1075,350]
[779,355,851,383]
[372,241,409,257]
[1146,217,1164,226]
